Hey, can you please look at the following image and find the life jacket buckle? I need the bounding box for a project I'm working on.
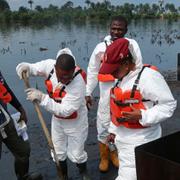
[116,117,127,123]
[110,94,116,99]
[114,100,128,107]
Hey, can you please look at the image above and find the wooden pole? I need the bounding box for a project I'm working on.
[22,72,64,180]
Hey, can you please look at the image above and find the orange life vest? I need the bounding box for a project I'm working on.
[98,73,115,82]
[45,66,86,120]
[0,82,12,104]
[143,64,158,71]
[97,40,116,83]
[110,65,157,129]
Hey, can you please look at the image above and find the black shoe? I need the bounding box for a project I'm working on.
[24,172,43,180]
[59,160,68,180]
[76,162,91,180]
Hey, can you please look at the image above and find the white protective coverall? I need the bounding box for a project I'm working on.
[86,35,142,144]
[18,49,88,163]
[108,41,177,180]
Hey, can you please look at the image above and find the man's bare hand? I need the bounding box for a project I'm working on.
[122,104,142,122]
[85,96,93,110]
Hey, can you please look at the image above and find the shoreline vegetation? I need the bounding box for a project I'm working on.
[0,0,179,26]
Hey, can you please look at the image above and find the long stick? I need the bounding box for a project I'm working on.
[22,72,64,180]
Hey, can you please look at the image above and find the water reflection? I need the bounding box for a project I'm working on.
[0,19,179,180]
[0,19,179,80]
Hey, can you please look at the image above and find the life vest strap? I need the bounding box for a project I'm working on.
[47,69,54,80]
[104,40,108,47]
[45,66,86,98]
[131,66,146,98]
[131,64,158,98]
[55,111,78,120]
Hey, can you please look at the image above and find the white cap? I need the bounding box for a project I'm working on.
[56,48,76,64]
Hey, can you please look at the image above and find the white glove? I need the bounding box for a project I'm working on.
[16,63,30,79]
[25,88,45,103]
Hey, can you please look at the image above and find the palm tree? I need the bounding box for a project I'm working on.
[85,0,91,8]
[35,5,43,12]
[158,0,164,13]
[28,0,33,10]
[104,0,111,10]
[63,1,73,9]
[158,0,164,19]
[165,3,177,13]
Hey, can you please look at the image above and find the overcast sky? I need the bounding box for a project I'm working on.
[6,0,180,11]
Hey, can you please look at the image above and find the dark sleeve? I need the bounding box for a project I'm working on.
[0,72,22,110]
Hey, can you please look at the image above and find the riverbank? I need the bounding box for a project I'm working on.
[1,1,180,27]
[0,81,180,180]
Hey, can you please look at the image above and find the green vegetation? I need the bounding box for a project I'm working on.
[0,0,10,11]
[0,0,179,26]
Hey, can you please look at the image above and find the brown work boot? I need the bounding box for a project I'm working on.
[110,150,119,168]
[99,142,109,172]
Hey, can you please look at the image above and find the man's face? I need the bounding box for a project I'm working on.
[112,61,129,79]
[55,66,75,84]
[110,20,127,41]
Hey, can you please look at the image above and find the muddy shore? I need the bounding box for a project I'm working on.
[1,81,180,180]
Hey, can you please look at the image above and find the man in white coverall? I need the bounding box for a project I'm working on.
[16,48,90,180]
[99,38,177,180]
[86,15,142,172]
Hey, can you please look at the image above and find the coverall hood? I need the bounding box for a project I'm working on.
[56,48,76,64]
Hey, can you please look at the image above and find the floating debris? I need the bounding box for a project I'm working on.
[150,29,179,46]
[39,47,48,51]
[0,47,12,54]
[59,40,77,49]
[162,70,177,81]
[21,48,26,55]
